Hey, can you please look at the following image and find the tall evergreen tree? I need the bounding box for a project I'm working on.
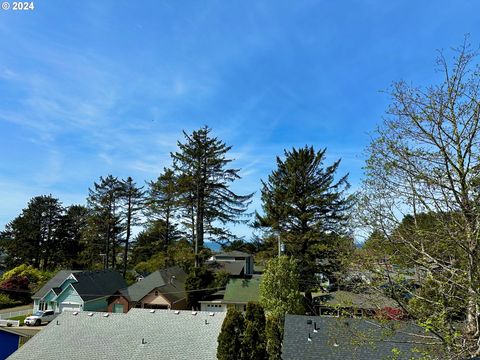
[120,177,144,278]
[57,205,89,269]
[217,308,245,360]
[145,168,179,251]
[86,175,123,269]
[0,195,64,270]
[265,314,283,360]
[256,146,353,296]
[242,302,267,360]
[171,126,253,265]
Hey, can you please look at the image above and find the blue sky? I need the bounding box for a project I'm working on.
[0,0,479,239]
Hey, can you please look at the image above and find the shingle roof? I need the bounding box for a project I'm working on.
[282,315,442,360]
[33,270,126,302]
[32,270,78,299]
[216,250,251,258]
[315,290,398,309]
[223,277,261,303]
[123,266,187,303]
[8,309,226,360]
[72,270,127,302]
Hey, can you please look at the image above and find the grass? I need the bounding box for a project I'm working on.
[7,314,30,326]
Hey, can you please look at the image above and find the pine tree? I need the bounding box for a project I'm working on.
[0,195,64,270]
[145,168,179,251]
[217,308,245,360]
[86,175,124,269]
[256,146,353,296]
[57,205,89,269]
[242,302,267,360]
[120,177,144,278]
[265,314,283,360]
[171,126,253,265]
[184,266,214,310]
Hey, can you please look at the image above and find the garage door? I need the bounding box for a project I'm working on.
[60,303,81,312]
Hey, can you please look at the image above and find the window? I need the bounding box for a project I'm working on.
[154,290,159,296]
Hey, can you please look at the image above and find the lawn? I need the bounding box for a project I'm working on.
[8,314,30,326]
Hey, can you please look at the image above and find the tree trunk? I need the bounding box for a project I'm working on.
[123,195,132,278]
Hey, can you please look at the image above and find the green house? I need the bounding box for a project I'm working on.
[33,270,127,313]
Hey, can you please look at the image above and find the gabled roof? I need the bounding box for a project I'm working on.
[122,266,187,303]
[8,309,226,360]
[71,270,127,302]
[216,250,251,258]
[32,270,79,299]
[33,270,126,302]
[223,277,261,303]
[314,290,398,309]
[208,261,245,276]
[282,315,442,360]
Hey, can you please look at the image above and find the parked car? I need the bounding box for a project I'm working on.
[24,310,56,326]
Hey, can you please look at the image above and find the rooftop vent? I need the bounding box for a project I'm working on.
[209,312,215,317]
[103,313,109,318]
[142,338,146,345]
[149,310,155,314]
[191,311,197,316]
[174,310,180,315]
[87,313,94,317]
[333,341,339,347]
[307,333,312,342]
[307,319,312,325]
[72,312,78,316]
[205,319,209,325]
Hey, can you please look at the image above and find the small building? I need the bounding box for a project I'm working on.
[200,276,261,313]
[0,326,40,359]
[7,309,226,360]
[107,266,187,312]
[281,315,442,360]
[32,270,127,313]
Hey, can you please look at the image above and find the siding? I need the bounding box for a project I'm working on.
[56,286,83,307]
[107,295,130,313]
[84,298,108,312]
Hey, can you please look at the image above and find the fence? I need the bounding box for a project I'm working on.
[0,319,20,326]
[0,308,32,320]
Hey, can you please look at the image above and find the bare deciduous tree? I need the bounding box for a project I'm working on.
[359,40,480,358]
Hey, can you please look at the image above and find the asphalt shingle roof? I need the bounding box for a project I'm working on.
[8,309,226,360]
[216,250,251,258]
[72,270,127,302]
[315,290,398,309]
[32,270,78,299]
[282,315,442,360]
[122,266,187,303]
[33,270,126,302]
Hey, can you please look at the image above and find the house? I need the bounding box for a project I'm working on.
[207,250,254,276]
[0,326,39,360]
[107,266,187,312]
[7,309,226,360]
[32,269,126,313]
[313,290,400,317]
[281,315,442,360]
[199,276,261,313]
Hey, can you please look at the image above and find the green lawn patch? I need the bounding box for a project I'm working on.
[8,314,30,326]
